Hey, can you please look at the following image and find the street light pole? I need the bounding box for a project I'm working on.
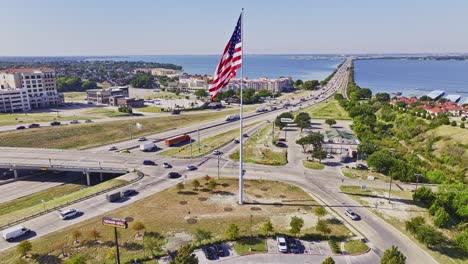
[388,175,393,203]
[217,155,220,180]
[128,124,132,140]
[198,128,201,153]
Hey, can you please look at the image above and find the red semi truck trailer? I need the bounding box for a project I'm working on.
[164,134,191,146]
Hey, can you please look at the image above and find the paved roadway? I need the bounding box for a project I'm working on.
[0,59,437,263]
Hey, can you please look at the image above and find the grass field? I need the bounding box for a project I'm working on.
[277,89,309,101]
[300,99,350,120]
[0,179,126,226]
[161,122,259,157]
[136,106,163,113]
[233,237,267,254]
[229,123,287,166]
[63,92,87,102]
[340,185,464,264]
[81,107,132,118]
[344,240,369,254]
[0,108,246,149]
[0,179,349,264]
[303,160,325,170]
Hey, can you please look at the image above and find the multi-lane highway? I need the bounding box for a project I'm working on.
[0,58,438,264]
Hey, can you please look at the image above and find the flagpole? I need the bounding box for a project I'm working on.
[238,8,244,205]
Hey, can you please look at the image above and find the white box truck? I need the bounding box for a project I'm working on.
[140,142,156,152]
[2,225,30,241]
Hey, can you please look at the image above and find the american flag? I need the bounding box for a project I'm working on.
[209,14,242,100]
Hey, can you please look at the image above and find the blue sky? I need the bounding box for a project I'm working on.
[1,0,467,56]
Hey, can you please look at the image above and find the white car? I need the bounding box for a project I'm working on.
[59,209,80,220]
[345,208,359,220]
[212,150,222,155]
[326,154,332,158]
[276,235,288,253]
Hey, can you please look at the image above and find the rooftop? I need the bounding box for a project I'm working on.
[426,90,445,99]
[2,67,54,74]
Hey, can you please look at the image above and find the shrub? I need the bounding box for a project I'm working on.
[450,121,457,126]
[433,207,450,228]
[380,245,406,264]
[415,225,445,248]
[328,239,341,253]
[405,216,425,234]
[461,123,465,129]
[412,186,434,205]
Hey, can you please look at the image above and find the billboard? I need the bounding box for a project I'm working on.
[102,217,128,229]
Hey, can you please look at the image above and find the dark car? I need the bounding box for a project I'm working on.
[202,246,217,260]
[167,172,181,178]
[233,139,240,144]
[287,237,300,253]
[276,142,287,148]
[28,123,40,128]
[143,160,156,166]
[172,109,181,115]
[186,165,197,171]
[242,133,249,138]
[213,244,226,257]
[356,164,368,170]
[121,189,137,197]
[16,126,26,130]
[50,121,61,126]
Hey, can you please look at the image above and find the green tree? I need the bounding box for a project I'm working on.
[412,186,434,204]
[302,80,319,90]
[261,219,274,236]
[170,244,198,264]
[294,112,311,132]
[380,245,406,264]
[131,73,155,88]
[296,136,310,153]
[322,256,336,264]
[316,220,331,238]
[82,80,98,90]
[375,93,390,102]
[450,121,457,126]
[357,141,378,156]
[433,207,449,228]
[195,89,208,99]
[225,224,240,240]
[415,225,445,248]
[405,216,425,234]
[16,240,32,257]
[145,235,164,257]
[176,182,185,193]
[64,254,87,264]
[315,206,327,219]
[289,216,304,236]
[207,180,217,192]
[192,180,200,190]
[461,123,466,128]
[454,229,468,252]
[294,79,303,87]
[367,150,394,174]
[194,228,213,244]
[132,221,146,236]
[325,119,337,127]
[275,112,294,130]
[307,132,324,151]
[313,150,328,163]
[334,94,344,101]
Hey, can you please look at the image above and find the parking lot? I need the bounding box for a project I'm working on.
[266,238,332,255]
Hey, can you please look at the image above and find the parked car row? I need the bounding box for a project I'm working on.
[16,120,93,130]
[202,244,227,260]
[276,235,301,254]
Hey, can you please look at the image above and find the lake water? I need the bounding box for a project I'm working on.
[354,59,468,102]
[88,55,343,81]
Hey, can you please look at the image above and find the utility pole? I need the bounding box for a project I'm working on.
[272,121,275,144]
[388,175,393,203]
[128,124,132,140]
[198,128,201,153]
[190,139,193,159]
[414,173,422,192]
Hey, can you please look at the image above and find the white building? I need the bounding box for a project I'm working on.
[230,77,292,93]
[0,67,63,113]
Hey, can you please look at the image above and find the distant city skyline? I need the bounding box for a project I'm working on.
[1,0,468,56]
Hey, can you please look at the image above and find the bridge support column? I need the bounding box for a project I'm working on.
[86,171,91,186]
[13,169,18,179]
[100,172,103,182]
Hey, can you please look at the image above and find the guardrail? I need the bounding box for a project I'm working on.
[0,170,144,231]
[0,163,129,173]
